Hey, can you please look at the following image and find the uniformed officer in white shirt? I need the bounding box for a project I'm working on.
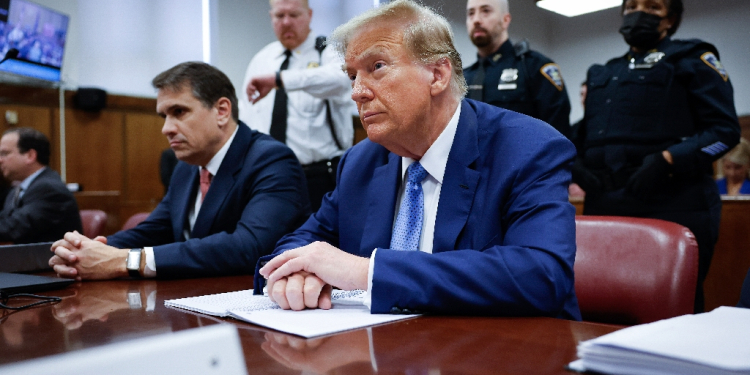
[240,0,354,211]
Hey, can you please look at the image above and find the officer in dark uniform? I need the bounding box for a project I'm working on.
[465,0,571,138]
[573,0,740,312]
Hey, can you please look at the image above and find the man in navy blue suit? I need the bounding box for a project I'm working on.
[257,0,580,319]
[49,62,310,280]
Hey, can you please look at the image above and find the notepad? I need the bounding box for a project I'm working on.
[568,306,750,375]
[165,289,418,338]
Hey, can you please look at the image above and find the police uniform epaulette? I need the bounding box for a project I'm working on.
[668,38,719,59]
[513,40,530,57]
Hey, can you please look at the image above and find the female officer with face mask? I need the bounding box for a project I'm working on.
[572,0,740,313]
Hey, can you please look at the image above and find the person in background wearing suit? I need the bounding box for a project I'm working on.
[49,62,310,280]
[463,0,571,138]
[240,0,354,212]
[256,0,580,319]
[0,127,82,243]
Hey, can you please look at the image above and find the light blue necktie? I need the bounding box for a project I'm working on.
[390,162,428,251]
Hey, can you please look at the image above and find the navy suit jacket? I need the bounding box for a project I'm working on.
[109,123,310,278]
[256,100,580,319]
[0,167,82,243]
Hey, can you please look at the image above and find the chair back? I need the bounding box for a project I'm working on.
[80,209,108,238]
[575,216,698,325]
[121,212,150,231]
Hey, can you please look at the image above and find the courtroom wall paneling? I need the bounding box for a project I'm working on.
[58,109,124,192]
[704,197,750,311]
[124,112,168,204]
[0,104,56,170]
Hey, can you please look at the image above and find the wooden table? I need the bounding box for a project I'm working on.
[0,275,622,374]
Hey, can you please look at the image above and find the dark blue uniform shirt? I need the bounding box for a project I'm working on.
[464,40,571,138]
[580,37,739,186]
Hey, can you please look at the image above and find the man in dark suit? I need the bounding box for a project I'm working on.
[257,0,580,319]
[0,127,82,243]
[49,62,310,280]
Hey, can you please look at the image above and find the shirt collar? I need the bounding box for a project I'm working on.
[19,166,46,191]
[203,126,238,177]
[482,39,514,67]
[400,104,461,185]
[281,32,316,58]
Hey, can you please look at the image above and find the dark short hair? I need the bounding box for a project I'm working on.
[151,61,239,122]
[621,0,683,36]
[4,127,50,165]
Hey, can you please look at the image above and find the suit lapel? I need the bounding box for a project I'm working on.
[433,100,481,253]
[360,152,401,253]
[192,125,249,238]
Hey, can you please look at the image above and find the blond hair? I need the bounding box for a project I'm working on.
[330,0,467,99]
[726,138,750,166]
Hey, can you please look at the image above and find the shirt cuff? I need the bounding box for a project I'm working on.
[363,248,377,310]
[143,247,157,278]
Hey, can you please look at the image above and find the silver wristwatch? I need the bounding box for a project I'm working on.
[126,248,142,278]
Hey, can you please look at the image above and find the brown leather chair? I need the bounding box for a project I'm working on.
[121,212,150,231]
[574,216,699,325]
[79,209,108,238]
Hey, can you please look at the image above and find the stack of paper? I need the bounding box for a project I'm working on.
[568,306,750,375]
[165,289,418,338]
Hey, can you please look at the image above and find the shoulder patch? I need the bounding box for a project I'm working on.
[701,52,728,82]
[540,63,564,91]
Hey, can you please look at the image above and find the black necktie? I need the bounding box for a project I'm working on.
[270,50,292,143]
[468,57,486,101]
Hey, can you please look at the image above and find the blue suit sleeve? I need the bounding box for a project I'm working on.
[114,139,309,278]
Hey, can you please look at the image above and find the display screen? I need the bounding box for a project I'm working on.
[0,0,69,82]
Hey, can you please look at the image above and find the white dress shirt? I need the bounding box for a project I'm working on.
[239,32,355,165]
[364,104,462,308]
[142,127,238,277]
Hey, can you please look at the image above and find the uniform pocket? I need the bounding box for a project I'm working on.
[617,63,673,117]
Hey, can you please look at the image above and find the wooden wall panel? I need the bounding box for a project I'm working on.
[0,104,56,170]
[124,112,168,203]
[60,109,124,191]
[704,197,750,310]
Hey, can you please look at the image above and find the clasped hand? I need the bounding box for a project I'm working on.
[48,231,126,280]
[259,241,369,311]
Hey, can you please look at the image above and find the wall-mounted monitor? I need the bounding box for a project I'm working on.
[0,0,69,83]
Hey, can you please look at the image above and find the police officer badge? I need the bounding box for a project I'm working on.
[497,68,518,90]
[701,52,729,82]
[540,63,564,91]
[307,61,320,69]
[644,51,666,64]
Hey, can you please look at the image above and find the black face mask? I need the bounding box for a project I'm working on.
[619,11,664,50]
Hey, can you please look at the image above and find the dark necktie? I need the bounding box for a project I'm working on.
[10,186,22,208]
[468,57,486,101]
[270,49,292,143]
